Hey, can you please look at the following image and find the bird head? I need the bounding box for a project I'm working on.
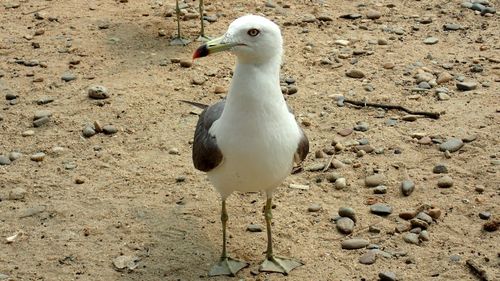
[193,15,283,64]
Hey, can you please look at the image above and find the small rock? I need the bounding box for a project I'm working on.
[427,208,442,220]
[359,250,377,264]
[336,217,355,234]
[113,255,139,271]
[418,136,432,145]
[370,203,392,216]
[401,180,415,196]
[436,72,453,84]
[75,177,85,184]
[61,73,77,82]
[289,183,309,190]
[179,60,192,68]
[307,203,321,212]
[456,81,477,91]
[443,23,461,31]
[483,220,499,232]
[433,164,448,174]
[334,177,347,189]
[0,155,11,165]
[36,97,55,105]
[306,163,326,172]
[423,37,439,45]
[478,212,491,220]
[22,130,35,137]
[373,185,387,194]
[379,271,397,281]
[82,126,96,138]
[33,116,50,127]
[8,151,22,161]
[419,230,430,241]
[102,125,118,135]
[416,212,433,224]
[365,174,385,187]
[334,39,350,46]
[437,175,453,188]
[399,211,417,220]
[87,85,109,99]
[8,187,27,200]
[341,238,369,250]
[439,138,463,152]
[338,207,356,222]
[346,69,365,78]
[403,233,419,245]
[191,76,206,85]
[417,81,431,89]
[30,152,45,162]
[19,205,46,218]
[366,10,382,20]
[354,122,369,132]
[410,218,429,229]
[247,224,262,232]
[338,128,353,136]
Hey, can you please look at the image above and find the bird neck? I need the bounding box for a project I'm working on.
[225,55,284,111]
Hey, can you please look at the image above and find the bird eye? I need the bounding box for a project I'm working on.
[247,28,260,37]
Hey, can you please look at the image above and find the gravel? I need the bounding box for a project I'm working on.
[370,203,393,216]
[341,238,369,249]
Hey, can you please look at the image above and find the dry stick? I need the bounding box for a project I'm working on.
[343,98,441,119]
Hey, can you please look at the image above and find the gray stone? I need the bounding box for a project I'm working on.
[34,110,52,120]
[307,203,321,212]
[478,212,491,220]
[417,81,431,89]
[8,151,22,161]
[341,238,369,249]
[8,187,27,200]
[82,126,96,138]
[338,207,356,222]
[365,174,385,187]
[373,185,387,194]
[379,271,397,281]
[354,122,369,132]
[113,255,139,271]
[334,177,347,189]
[423,37,439,45]
[443,23,461,31]
[456,81,477,91]
[359,250,377,264]
[336,217,355,234]
[416,212,433,224]
[103,125,118,135]
[87,85,109,99]
[439,138,464,152]
[410,218,429,229]
[401,180,415,196]
[346,69,365,78]
[419,230,430,241]
[37,97,55,105]
[403,233,419,244]
[433,164,448,174]
[0,155,11,165]
[370,203,392,216]
[247,224,262,232]
[61,72,77,82]
[437,175,453,188]
[33,116,50,127]
[0,273,9,280]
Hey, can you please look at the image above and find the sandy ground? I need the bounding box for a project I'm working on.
[0,0,499,280]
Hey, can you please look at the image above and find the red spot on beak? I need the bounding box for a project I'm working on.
[192,44,209,60]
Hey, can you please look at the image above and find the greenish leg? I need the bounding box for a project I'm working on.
[170,0,191,46]
[196,0,210,42]
[208,200,248,276]
[259,197,303,275]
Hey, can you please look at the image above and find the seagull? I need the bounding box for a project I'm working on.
[170,0,209,45]
[188,15,309,276]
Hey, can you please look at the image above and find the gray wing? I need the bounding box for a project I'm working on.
[192,100,225,172]
[287,104,309,163]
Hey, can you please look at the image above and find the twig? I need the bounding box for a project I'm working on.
[466,259,491,281]
[322,153,335,172]
[22,6,49,15]
[343,98,441,119]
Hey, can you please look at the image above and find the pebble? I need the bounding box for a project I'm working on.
[34,110,52,120]
[443,23,461,31]
[0,155,11,165]
[417,81,431,89]
[289,183,309,190]
[433,164,448,174]
[61,72,77,82]
[373,185,387,194]
[419,230,430,241]
[8,151,22,161]
[415,72,434,83]
[102,125,117,135]
[365,174,385,187]
[306,163,325,171]
[354,122,369,132]
[359,250,377,264]
[341,238,369,250]
[456,81,477,91]
[427,208,442,220]
[478,212,491,220]
[22,130,35,137]
[370,203,392,216]
[346,69,365,79]
[331,159,346,169]
[191,76,206,85]
[0,273,9,280]
[396,223,411,233]
[82,126,96,137]
[379,271,397,281]
[403,233,419,244]
[335,39,350,46]
[423,37,439,45]
[411,218,429,230]
[439,138,463,152]
[307,203,321,212]
[418,136,432,144]
[436,72,453,84]
[401,180,415,196]
[247,224,263,232]
[179,60,192,68]
[334,177,347,189]
[366,10,382,19]
[113,255,139,271]
[336,217,355,234]
[338,207,356,222]
[87,85,109,99]
[30,152,45,162]
[437,175,453,188]
[338,128,353,136]
[8,187,27,200]
[37,97,54,105]
[33,116,50,127]
[19,205,46,218]
[399,211,416,220]
[416,212,433,224]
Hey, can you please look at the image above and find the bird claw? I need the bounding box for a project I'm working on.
[196,35,211,42]
[208,257,249,277]
[259,256,303,275]
[170,37,191,46]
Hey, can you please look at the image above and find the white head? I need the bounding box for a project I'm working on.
[193,15,283,64]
